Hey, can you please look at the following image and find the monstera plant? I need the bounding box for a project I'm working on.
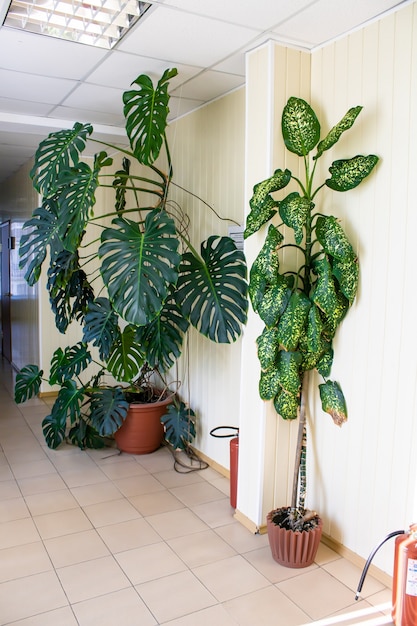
[244,97,378,562]
[14,68,248,451]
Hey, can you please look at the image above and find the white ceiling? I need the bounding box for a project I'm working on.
[0,0,410,185]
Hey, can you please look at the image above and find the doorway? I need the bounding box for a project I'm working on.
[0,221,12,362]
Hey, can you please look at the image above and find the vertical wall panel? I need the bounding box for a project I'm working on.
[308,3,417,572]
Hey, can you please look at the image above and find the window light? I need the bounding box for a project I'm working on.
[3,0,152,49]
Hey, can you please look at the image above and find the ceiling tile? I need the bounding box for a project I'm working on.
[0,97,55,116]
[51,106,124,127]
[172,71,244,102]
[118,5,259,67]
[168,96,204,120]
[61,84,125,116]
[0,69,77,104]
[0,27,107,80]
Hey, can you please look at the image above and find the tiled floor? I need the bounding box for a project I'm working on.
[0,358,394,625]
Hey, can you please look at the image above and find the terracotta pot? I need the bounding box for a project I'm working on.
[266,508,323,568]
[114,395,173,454]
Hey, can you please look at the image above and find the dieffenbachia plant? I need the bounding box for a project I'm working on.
[244,97,378,514]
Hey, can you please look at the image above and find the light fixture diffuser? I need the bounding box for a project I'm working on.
[3,0,152,48]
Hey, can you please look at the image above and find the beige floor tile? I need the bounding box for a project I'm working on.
[322,599,394,625]
[116,541,187,584]
[136,446,179,473]
[191,498,236,528]
[0,571,68,625]
[57,467,109,488]
[243,545,318,583]
[170,481,228,507]
[72,587,157,626]
[44,529,110,568]
[146,507,209,539]
[0,517,40,549]
[0,497,30,523]
[17,473,67,496]
[136,570,217,623]
[0,463,13,480]
[314,542,342,565]
[215,521,269,553]
[323,558,385,597]
[97,517,161,552]
[129,489,185,516]
[83,497,141,527]
[0,479,21,499]
[153,468,205,488]
[70,481,123,506]
[224,584,310,626]
[193,554,270,602]
[277,568,356,621]
[162,604,238,626]
[100,459,149,479]
[3,446,48,464]
[33,507,92,540]
[168,529,236,568]
[0,542,52,582]
[5,606,78,625]
[112,473,166,497]
[56,555,131,604]
[24,489,79,516]
[8,458,56,479]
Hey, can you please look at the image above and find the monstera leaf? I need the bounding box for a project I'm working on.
[14,364,43,403]
[177,236,248,343]
[19,199,62,286]
[123,68,178,165]
[135,298,189,371]
[83,298,120,361]
[49,343,91,386]
[42,380,85,449]
[106,326,145,383]
[161,402,196,450]
[99,210,181,326]
[89,388,129,437]
[30,122,93,196]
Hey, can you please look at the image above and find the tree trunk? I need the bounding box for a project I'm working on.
[291,371,309,510]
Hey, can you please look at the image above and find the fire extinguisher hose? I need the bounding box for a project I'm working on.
[355,529,406,600]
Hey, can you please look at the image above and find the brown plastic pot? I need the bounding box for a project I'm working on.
[266,508,323,568]
[114,394,173,454]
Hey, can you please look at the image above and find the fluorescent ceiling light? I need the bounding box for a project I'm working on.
[3,0,151,48]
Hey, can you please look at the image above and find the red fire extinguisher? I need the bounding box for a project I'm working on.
[209,426,239,508]
[356,525,417,626]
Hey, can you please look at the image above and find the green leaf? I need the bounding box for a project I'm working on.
[30,122,93,196]
[312,258,349,333]
[113,157,131,212]
[279,192,311,244]
[249,225,284,311]
[331,256,359,302]
[316,345,334,378]
[273,388,299,420]
[123,68,178,165]
[14,365,43,403]
[259,367,280,400]
[326,155,379,191]
[276,291,311,351]
[99,210,181,326]
[177,236,248,343]
[282,97,320,157]
[56,161,98,252]
[83,298,120,361]
[306,305,324,353]
[68,420,106,450]
[315,106,362,159]
[89,388,129,437]
[319,380,348,426]
[49,343,91,385]
[42,412,67,449]
[19,200,61,286]
[277,350,302,395]
[106,326,145,383]
[257,277,292,327]
[51,379,84,425]
[316,216,355,261]
[244,169,291,238]
[256,327,280,370]
[136,297,189,371]
[161,402,196,449]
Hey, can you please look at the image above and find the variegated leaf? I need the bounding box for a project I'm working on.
[326,155,379,191]
[259,367,280,400]
[277,350,302,395]
[245,169,291,238]
[276,291,311,351]
[273,388,299,420]
[282,97,320,157]
[316,216,355,261]
[257,277,292,327]
[331,256,359,303]
[256,327,280,371]
[278,192,311,244]
[315,106,362,159]
[306,305,324,353]
[250,225,283,286]
[319,380,347,426]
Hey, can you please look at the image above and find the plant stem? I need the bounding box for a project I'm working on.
[291,371,309,509]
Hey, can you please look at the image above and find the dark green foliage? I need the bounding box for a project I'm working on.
[161,402,196,450]
[16,68,249,451]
